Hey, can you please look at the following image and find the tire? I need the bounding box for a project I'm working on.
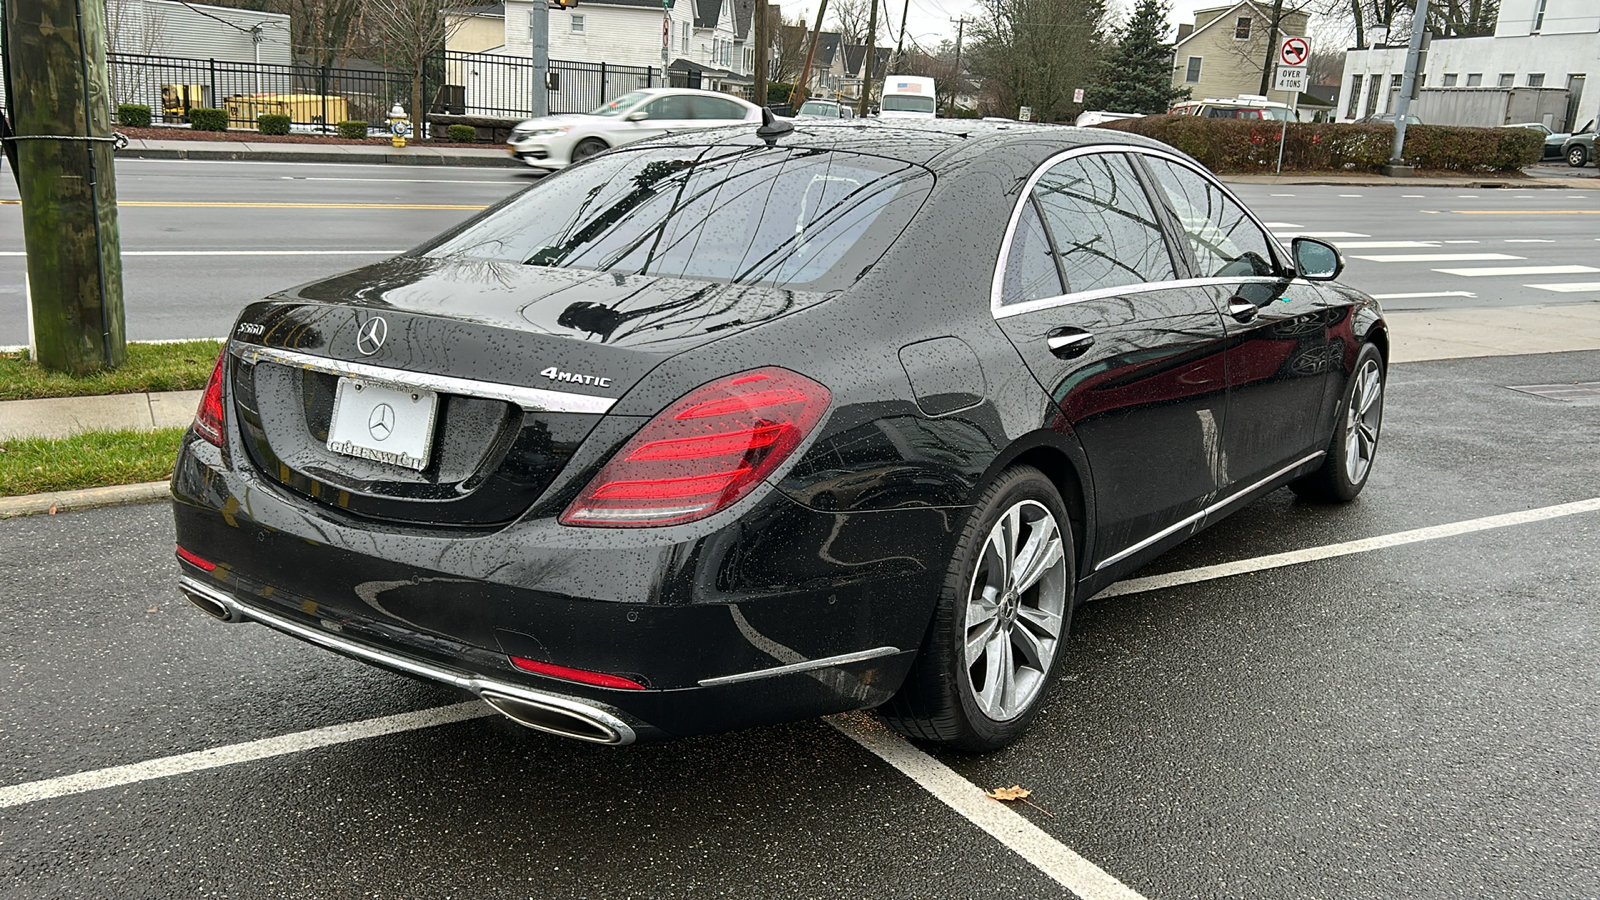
[1568,145,1588,168]
[571,138,608,163]
[1290,342,1385,503]
[879,466,1074,752]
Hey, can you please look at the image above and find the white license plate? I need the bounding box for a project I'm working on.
[326,378,439,471]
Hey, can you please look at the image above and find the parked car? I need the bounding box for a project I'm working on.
[1501,122,1569,160]
[796,99,855,119]
[1075,110,1144,127]
[1171,96,1293,120]
[505,88,762,170]
[174,121,1388,751]
[1355,113,1423,126]
[1563,120,1595,167]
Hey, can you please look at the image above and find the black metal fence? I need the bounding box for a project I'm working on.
[103,52,661,132]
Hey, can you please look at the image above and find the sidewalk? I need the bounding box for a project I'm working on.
[117,137,524,168]
[0,390,202,440]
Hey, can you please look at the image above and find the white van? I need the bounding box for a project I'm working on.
[879,76,937,119]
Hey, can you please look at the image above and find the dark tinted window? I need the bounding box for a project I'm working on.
[693,97,748,120]
[427,146,933,292]
[646,95,693,119]
[1031,153,1177,293]
[1000,200,1062,305]
[1143,157,1277,278]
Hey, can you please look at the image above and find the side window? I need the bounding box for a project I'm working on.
[693,97,748,120]
[1031,153,1177,294]
[647,95,693,120]
[1000,199,1063,305]
[1143,157,1277,278]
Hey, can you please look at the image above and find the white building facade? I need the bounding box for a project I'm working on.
[1338,0,1599,129]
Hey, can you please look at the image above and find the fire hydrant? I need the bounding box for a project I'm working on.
[387,102,410,148]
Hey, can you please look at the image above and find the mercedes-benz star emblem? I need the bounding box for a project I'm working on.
[355,316,388,356]
[367,403,396,442]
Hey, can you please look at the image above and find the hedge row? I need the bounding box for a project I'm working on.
[1094,115,1543,174]
[117,104,151,127]
[257,114,291,135]
[188,107,229,132]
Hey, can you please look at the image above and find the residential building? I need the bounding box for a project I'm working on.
[1338,0,1598,129]
[105,0,291,63]
[1171,2,1311,108]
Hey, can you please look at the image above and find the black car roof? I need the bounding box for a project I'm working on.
[641,119,1186,172]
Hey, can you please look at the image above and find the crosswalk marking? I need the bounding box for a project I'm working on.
[1434,265,1600,277]
[1274,231,1370,238]
[1371,291,1475,300]
[1527,283,1600,293]
[1352,253,1523,263]
[1261,221,1303,228]
[1334,241,1441,249]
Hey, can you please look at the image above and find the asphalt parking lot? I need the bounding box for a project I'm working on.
[3,343,1596,899]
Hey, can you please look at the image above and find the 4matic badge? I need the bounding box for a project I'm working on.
[540,366,611,388]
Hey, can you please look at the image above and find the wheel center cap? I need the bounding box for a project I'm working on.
[1001,588,1020,622]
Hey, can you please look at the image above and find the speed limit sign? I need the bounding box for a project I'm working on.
[1279,36,1310,67]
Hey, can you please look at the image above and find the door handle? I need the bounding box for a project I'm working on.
[1046,329,1095,359]
[1227,299,1259,323]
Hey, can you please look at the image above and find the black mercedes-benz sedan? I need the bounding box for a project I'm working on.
[172,120,1387,751]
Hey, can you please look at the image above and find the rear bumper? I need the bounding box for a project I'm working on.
[171,431,945,741]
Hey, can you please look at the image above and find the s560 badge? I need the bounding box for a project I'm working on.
[540,366,611,388]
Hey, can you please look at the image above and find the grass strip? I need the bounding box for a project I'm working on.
[0,340,223,402]
[0,428,186,496]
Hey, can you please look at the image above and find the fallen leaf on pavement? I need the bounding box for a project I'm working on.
[48,504,58,515]
[986,785,1031,801]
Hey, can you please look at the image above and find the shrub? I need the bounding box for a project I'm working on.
[447,123,477,143]
[117,104,151,128]
[256,113,291,135]
[1095,115,1543,173]
[188,107,229,132]
[767,82,795,106]
[336,120,368,140]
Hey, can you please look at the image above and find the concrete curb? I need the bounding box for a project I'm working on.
[119,147,525,168]
[1218,174,1600,189]
[0,481,171,519]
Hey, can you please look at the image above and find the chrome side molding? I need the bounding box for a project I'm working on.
[697,646,902,687]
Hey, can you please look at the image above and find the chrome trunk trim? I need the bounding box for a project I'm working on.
[231,344,616,415]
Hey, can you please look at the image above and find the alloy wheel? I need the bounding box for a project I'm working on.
[1344,357,1384,485]
[963,500,1068,721]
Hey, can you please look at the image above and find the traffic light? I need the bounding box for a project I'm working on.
[548,0,578,8]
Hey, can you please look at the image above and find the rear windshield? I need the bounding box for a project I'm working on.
[426,145,933,292]
[882,95,937,114]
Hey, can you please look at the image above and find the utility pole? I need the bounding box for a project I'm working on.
[530,0,550,118]
[893,0,909,72]
[788,0,830,108]
[857,0,879,117]
[753,0,770,107]
[1256,0,1284,97]
[3,0,126,373]
[947,17,967,117]
[1384,0,1430,176]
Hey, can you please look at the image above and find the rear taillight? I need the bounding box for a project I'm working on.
[561,367,830,528]
[193,349,227,446]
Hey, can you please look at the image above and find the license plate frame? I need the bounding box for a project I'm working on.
[326,377,439,471]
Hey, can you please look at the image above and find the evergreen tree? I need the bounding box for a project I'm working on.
[1090,0,1188,114]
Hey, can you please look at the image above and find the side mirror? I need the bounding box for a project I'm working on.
[1293,237,1343,281]
[626,110,649,122]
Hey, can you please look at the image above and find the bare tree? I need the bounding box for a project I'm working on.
[280,0,368,68]
[772,18,811,86]
[369,0,469,129]
[966,0,1109,123]
[829,0,882,47]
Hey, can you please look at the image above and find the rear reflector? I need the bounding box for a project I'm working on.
[175,545,217,572]
[193,349,227,446]
[510,655,647,690]
[561,367,830,527]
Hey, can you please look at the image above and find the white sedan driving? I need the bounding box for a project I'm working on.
[506,88,764,171]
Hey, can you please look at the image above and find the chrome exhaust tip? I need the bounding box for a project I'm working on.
[479,690,631,745]
[179,584,246,623]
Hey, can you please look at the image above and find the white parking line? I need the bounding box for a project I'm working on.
[1273,231,1370,239]
[1262,222,1303,228]
[1338,194,1363,198]
[0,703,493,810]
[1435,265,1600,277]
[1351,253,1523,263]
[1370,291,1476,299]
[1528,282,1600,292]
[1505,239,1556,243]
[830,714,1149,900]
[1402,194,1425,198]
[1093,497,1600,600]
[1442,240,1480,244]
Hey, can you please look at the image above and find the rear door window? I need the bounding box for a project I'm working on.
[427,145,934,292]
[1029,152,1178,294]
[692,97,749,120]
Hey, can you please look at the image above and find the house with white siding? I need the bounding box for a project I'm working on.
[107,0,291,64]
[1337,0,1599,129]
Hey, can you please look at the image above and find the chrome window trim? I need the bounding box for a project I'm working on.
[1095,451,1325,571]
[697,646,902,687]
[177,576,638,744]
[990,144,1291,319]
[231,344,616,415]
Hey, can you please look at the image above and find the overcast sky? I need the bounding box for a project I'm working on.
[772,0,1225,57]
